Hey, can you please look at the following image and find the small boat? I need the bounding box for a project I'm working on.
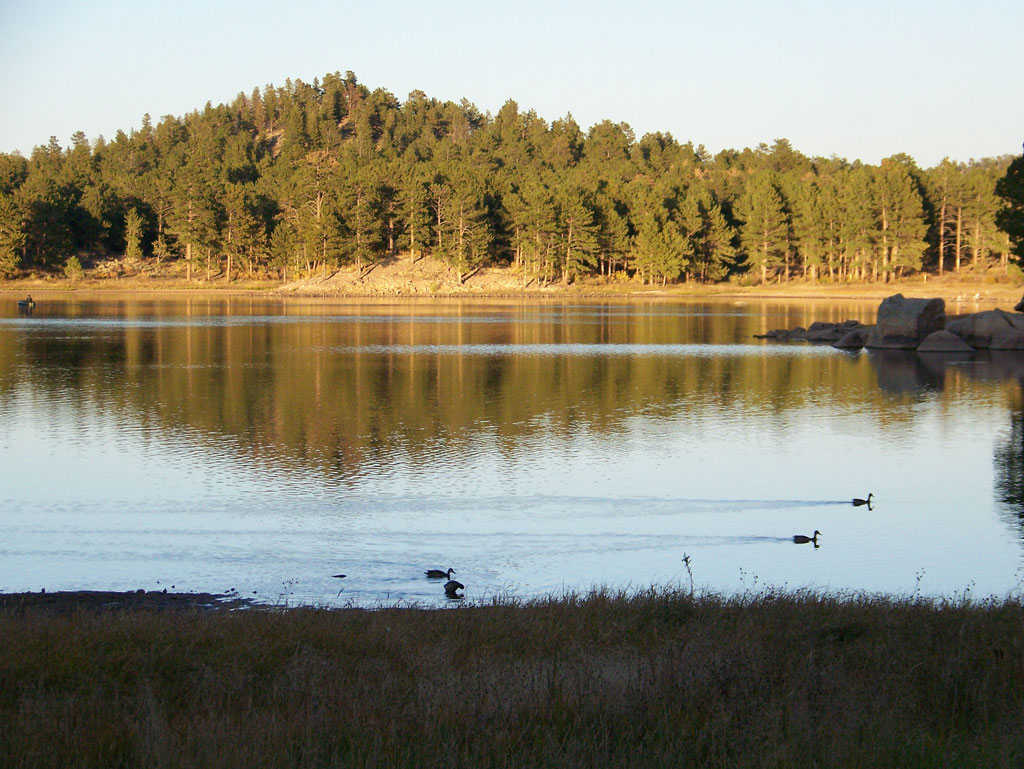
[17,296,35,308]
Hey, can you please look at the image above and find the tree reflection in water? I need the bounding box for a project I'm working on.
[994,407,1024,539]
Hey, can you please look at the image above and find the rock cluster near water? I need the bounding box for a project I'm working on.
[755,319,867,343]
[757,293,1024,352]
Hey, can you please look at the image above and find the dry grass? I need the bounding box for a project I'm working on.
[2,587,1023,768]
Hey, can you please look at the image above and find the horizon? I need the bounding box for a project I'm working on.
[2,1,1022,168]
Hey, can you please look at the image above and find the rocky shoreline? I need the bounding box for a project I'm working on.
[756,292,1024,352]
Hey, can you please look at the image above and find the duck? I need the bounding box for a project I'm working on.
[792,530,821,545]
[852,493,874,508]
[425,567,455,579]
[444,579,465,597]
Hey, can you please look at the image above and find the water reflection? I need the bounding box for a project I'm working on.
[2,299,888,484]
[867,348,1024,394]
[994,405,1024,540]
[1,295,1022,604]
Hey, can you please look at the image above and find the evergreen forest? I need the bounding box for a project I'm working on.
[0,71,1018,286]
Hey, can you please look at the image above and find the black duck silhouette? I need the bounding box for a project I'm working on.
[792,530,821,546]
[852,493,874,509]
[426,567,455,579]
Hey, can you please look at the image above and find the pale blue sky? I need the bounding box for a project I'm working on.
[1,0,1021,167]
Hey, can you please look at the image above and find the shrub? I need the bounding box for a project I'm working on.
[1006,262,1024,286]
[63,255,84,281]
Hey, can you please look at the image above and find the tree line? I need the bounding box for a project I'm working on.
[0,71,1018,285]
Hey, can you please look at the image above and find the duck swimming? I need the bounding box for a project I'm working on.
[426,567,455,579]
[852,493,874,508]
[444,579,465,598]
[792,530,821,545]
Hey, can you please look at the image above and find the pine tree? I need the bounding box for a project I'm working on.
[995,146,1024,262]
[290,149,343,276]
[439,166,492,283]
[0,193,25,276]
[680,186,737,282]
[221,184,267,281]
[837,167,876,280]
[962,161,1005,269]
[167,155,219,282]
[397,166,432,262]
[630,212,663,284]
[593,193,630,278]
[875,157,927,280]
[736,173,789,284]
[927,159,960,275]
[787,180,824,282]
[556,187,600,284]
[15,139,64,266]
[269,219,302,281]
[337,158,386,276]
[506,176,558,285]
[814,178,842,281]
[123,207,143,261]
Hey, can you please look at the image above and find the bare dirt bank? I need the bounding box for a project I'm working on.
[4,257,1023,305]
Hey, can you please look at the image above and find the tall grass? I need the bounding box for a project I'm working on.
[2,587,1023,768]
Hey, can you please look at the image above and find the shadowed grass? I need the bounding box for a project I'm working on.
[2,587,1023,768]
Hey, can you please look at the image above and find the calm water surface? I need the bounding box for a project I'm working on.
[1,294,1022,606]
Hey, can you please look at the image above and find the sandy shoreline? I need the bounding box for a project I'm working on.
[3,258,1023,305]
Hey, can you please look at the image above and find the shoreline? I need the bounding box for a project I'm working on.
[3,257,1022,304]
[0,589,255,613]
[1,583,1021,613]
[3,277,1021,305]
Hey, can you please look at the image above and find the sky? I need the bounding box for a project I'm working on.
[1,0,1021,168]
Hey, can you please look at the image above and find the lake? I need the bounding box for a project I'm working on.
[1,293,1022,607]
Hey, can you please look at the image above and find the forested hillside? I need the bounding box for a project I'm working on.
[0,71,1016,286]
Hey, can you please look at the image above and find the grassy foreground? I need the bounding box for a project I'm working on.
[2,588,1023,769]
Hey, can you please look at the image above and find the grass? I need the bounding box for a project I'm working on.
[2,587,1023,768]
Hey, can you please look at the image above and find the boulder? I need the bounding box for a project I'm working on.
[916,330,974,353]
[865,294,945,349]
[756,320,866,343]
[833,327,871,349]
[805,320,866,342]
[754,327,805,340]
[946,309,1024,349]
[991,330,1024,350]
